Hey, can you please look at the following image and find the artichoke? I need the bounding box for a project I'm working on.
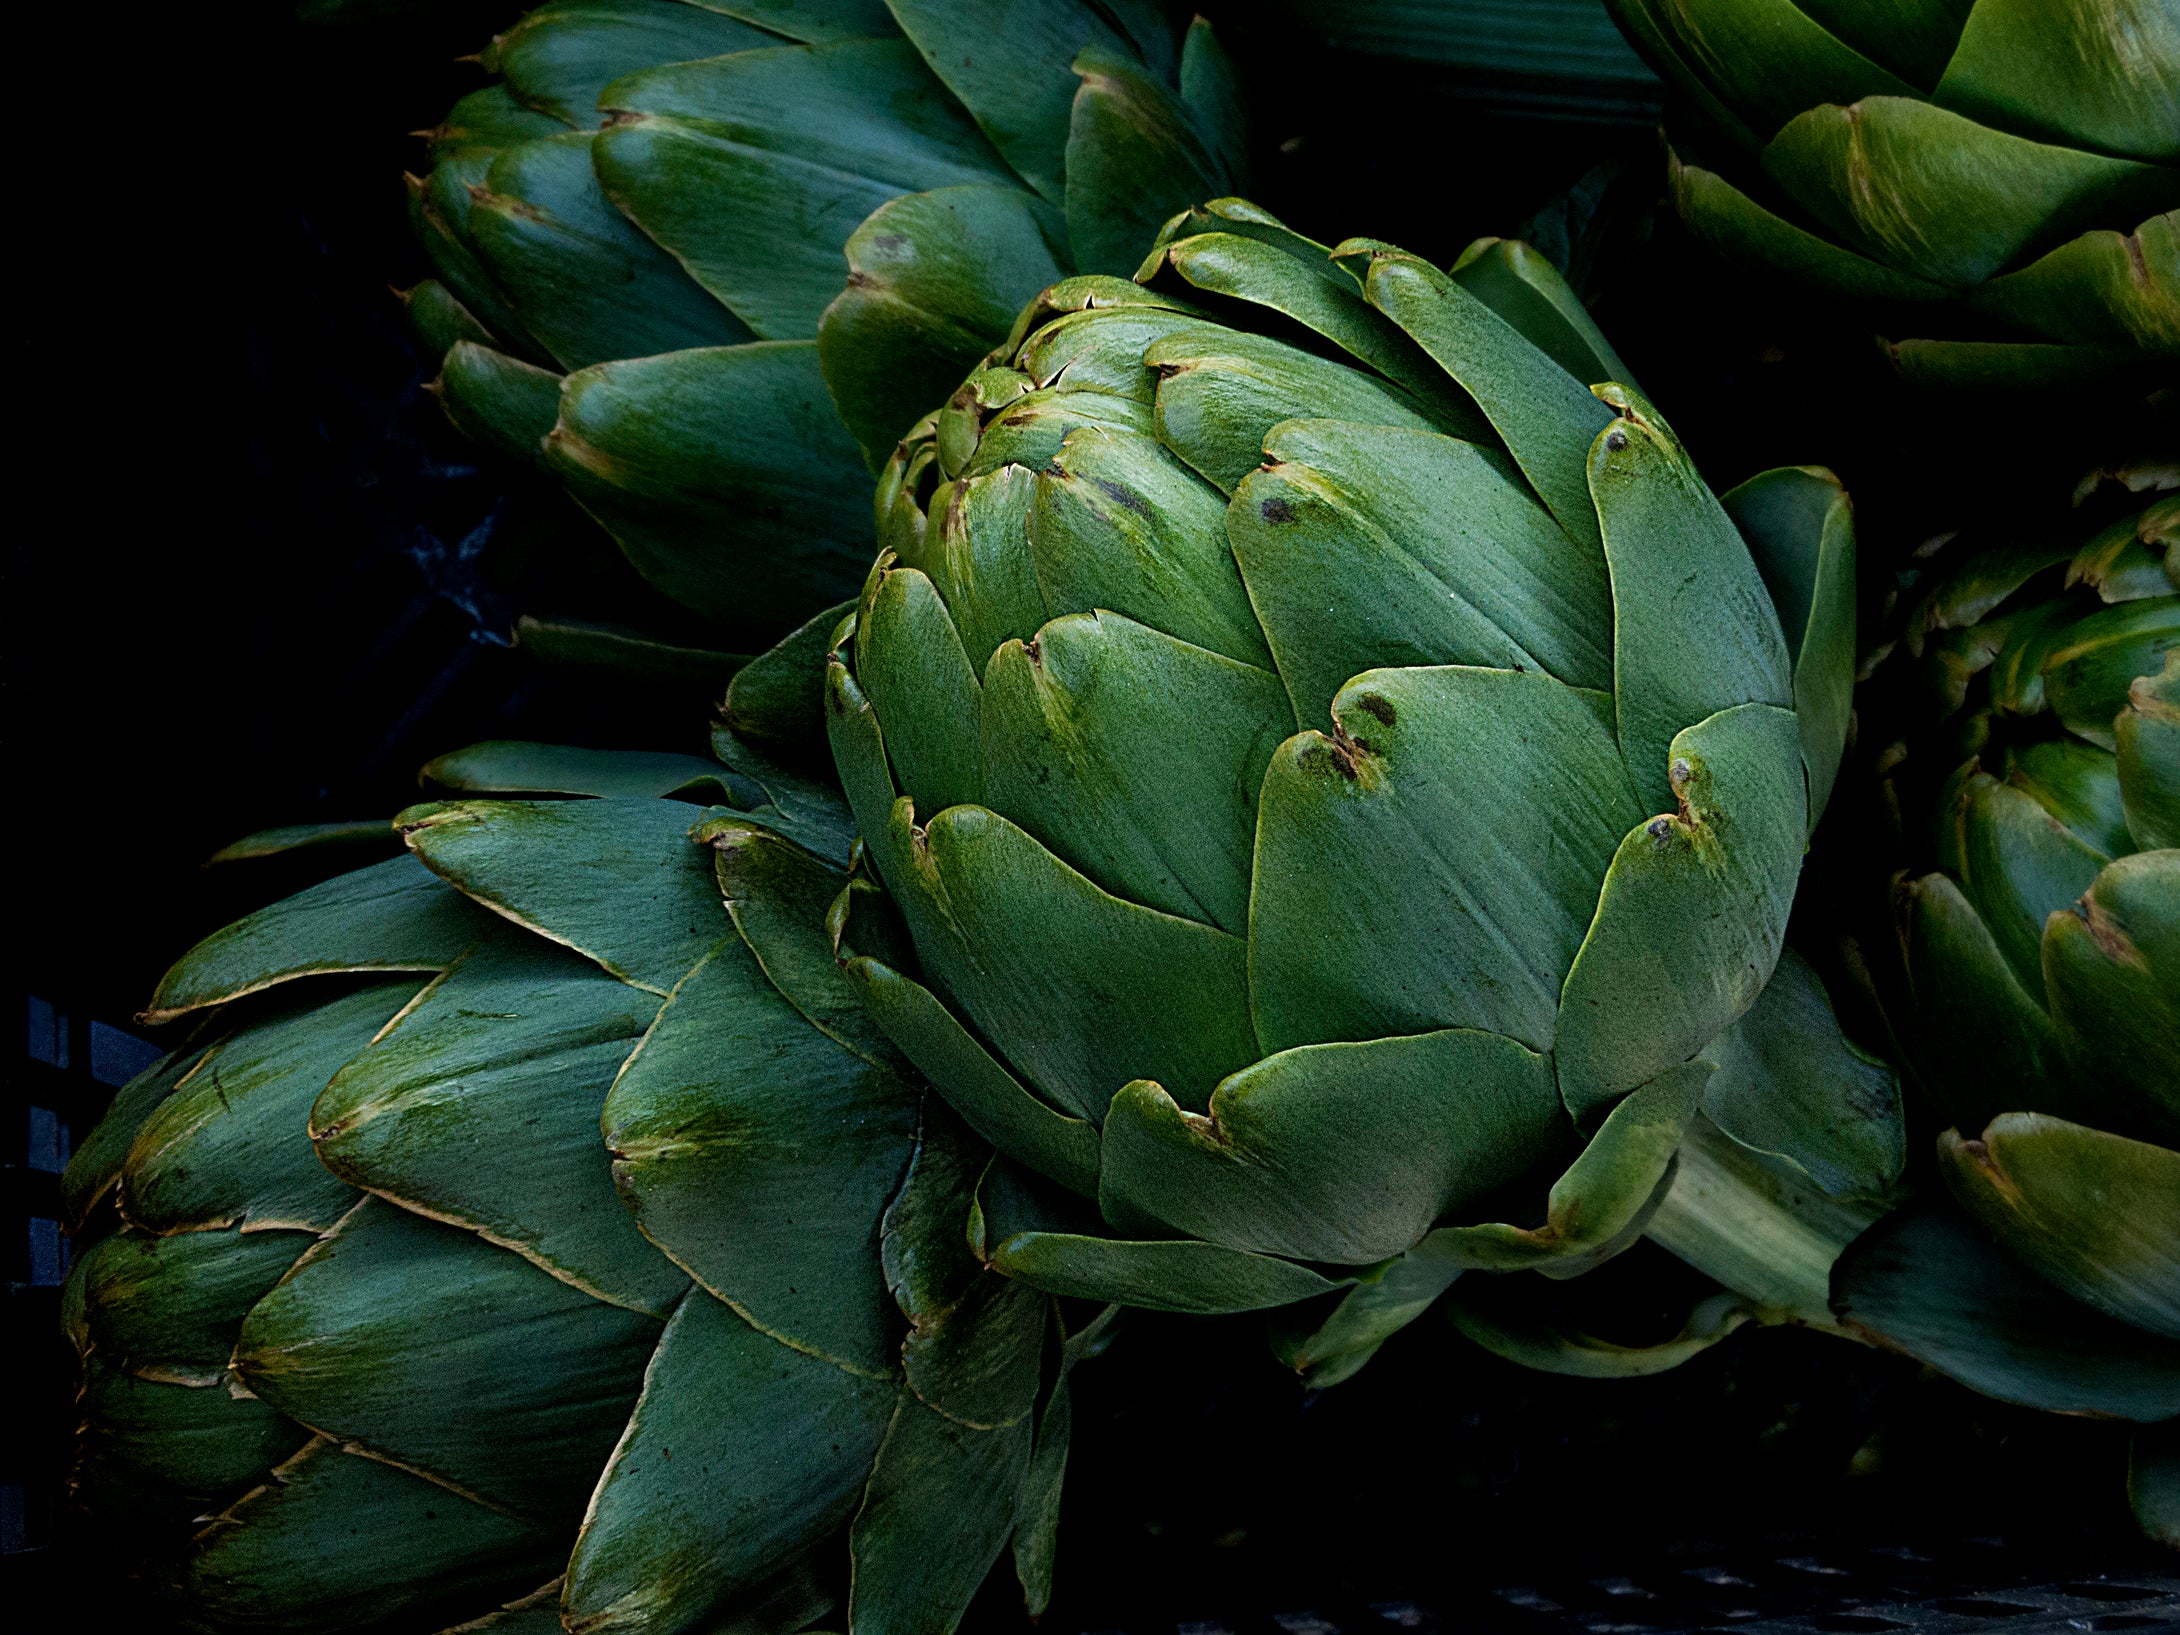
[63,639,1097,1632]
[1602,0,2180,388]
[822,199,1863,1383]
[1832,471,2180,1543]
[406,0,1246,646]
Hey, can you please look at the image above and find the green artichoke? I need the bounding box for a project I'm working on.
[406,0,1246,645]
[63,640,1097,1632]
[1602,0,2180,388]
[821,199,1864,1383]
[1830,474,2180,1540]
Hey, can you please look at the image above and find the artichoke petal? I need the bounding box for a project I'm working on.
[436,341,564,469]
[1590,392,1793,813]
[980,610,1288,934]
[420,741,733,801]
[2042,849,2180,1133]
[1250,665,1640,1058]
[488,0,781,128]
[1064,47,1226,279]
[1556,703,1804,1122]
[1446,1281,1753,1379]
[1668,148,1956,304]
[1415,1058,1714,1275]
[1898,867,2080,1128]
[605,925,919,1376]
[882,0,1147,206]
[562,1289,897,1634]
[1447,235,1636,390]
[466,133,754,372]
[397,797,726,994]
[1608,0,1917,138]
[855,558,988,816]
[1147,326,1458,495]
[1347,245,1615,552]
[1760,96,2180,287]
[1096,1029,1565,1265]
[1939,1113,2180,1339]
[73,1357,305,1520]
[1234,419,1614,721]
[839,951,1102,1196]
[544,341,875,633]
[310,936,684,1318]
[1025,423,1270,666]
[1646,1112,1890,1327]
[986,1229,1342,1312]
[1151,221,1483,431]
[1950,767,2111,994]
[183,1435,559,1635]
[1933,0,2180,164]
[1970,212,2180,352]
[232,1198,661,1522]
[143,854,486,1023]
[1721,465,1858,828]
[123,987,404,1235]
[2117,652,2180,848]
[821,184,1070,465]
[1831,1196,2180,1420]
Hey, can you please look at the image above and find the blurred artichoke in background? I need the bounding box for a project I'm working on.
[403,0,1246,649]
[62,632,1100,1632]
[1603,0,2179,388]
[822,198,1868,1385]
[1261,0,1661,122]
[1833,467,2179,1545]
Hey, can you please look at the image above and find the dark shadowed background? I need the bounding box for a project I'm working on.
[8,4,2166,1627]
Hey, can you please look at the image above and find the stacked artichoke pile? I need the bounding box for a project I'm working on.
[62,3,2180,1629]
[405,0,1245,645]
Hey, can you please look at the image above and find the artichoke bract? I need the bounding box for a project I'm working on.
[1834,475,2180,1540]
[62,647,1095,1633]
[1602,0,2180,389]
[407,0,1245,645]
[824,200,1860,1381]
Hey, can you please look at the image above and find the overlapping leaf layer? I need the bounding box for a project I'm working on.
[405,0,1245,645]
[63,646,1095,1634]
[1603,0,2180,388]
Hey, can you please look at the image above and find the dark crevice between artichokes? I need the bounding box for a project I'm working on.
[61,617,1107,1632]
[821,195,1890,1389]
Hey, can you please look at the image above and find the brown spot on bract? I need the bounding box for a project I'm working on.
[1325,723,1365,781]
[1605,429,1628,452]
[1354,693,1396,727]
[1260,496,1294,523]
[2074,895,2146,969]
[1094,476,1154,518]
